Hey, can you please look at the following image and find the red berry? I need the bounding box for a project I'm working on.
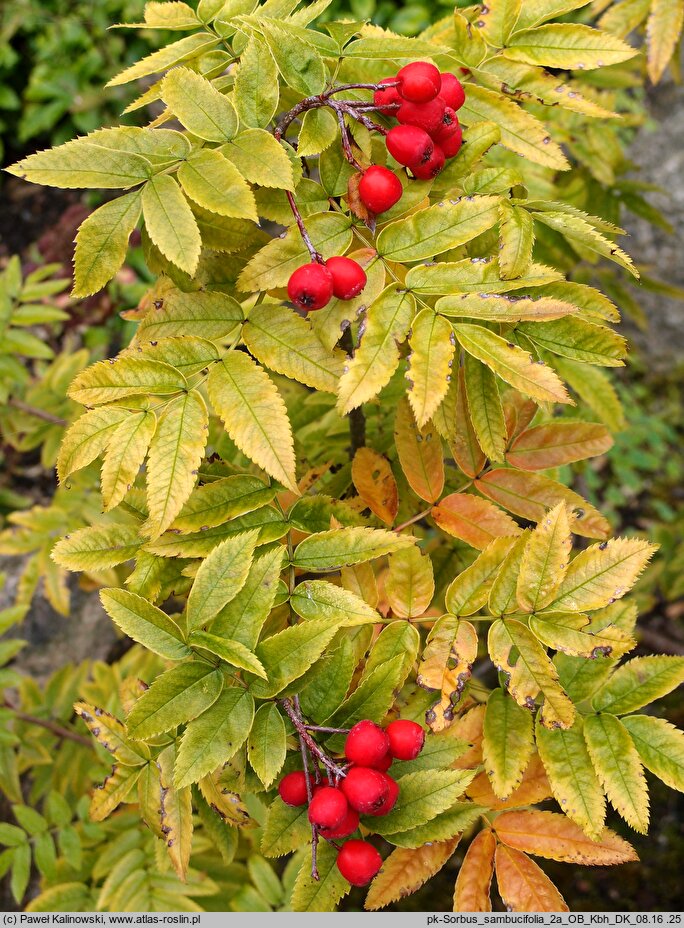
[336,840,383,886]
[386,125,433,167]
[278,771,308,807]
[374,77,402,116]
[375,751,393,772]
[287,262,334,312]
[367,773,399,816]
[341,766,389,814]
[410,144,445,179]
[397,62,441,103]
[439,73,466,111]
[319,806,360,839]
[325,256,367,300]
[308,786,348,829]
[441,124,463,158]
[358,165,403,214]
[431,107,459,143]
[386,719,426,760]
[397,97,446,135]
[344,720,390,768]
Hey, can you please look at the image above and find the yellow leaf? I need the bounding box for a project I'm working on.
[208,352,297,493]
[161,67,237,142]
[395,399,445,504]
[351,447,398,525]
[453,829,496,912]
[89,765,141,823]
[516,502,571,612]
[418,616,478,732]
[432,493,522,550]
[385,546,434,618]
[57,407,129,483]
[101,410,156,511]
[158,744,193,880]
[365,839,459,910]
[142,174,201,276]
[467,753,552,811]
[493,810,638,865]
[407,310,456,429]
[483,688,534,799]
[494,845,568,912]
[647,0,684,82]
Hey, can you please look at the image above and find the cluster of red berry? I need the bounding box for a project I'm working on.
[286,61,466,315]
[277,719,425,886]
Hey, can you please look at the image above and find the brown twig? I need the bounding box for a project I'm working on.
[6,703,91,746]
[280,697,346,778]
[7,398,67,427]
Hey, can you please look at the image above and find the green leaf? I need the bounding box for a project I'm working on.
[592,656,684,715]
[142,175,201,275]
[186,529,259,631]
[208,353,297,493]
[290,579,380,626]
[292,527,413,571]
[144,390,208,539]
[243,304,344,394]
[161,67,237,142]
[175,687,254,787]
[290,841,348,912]
[536,716,606,839]
[445,537,517,615]
[533,212,638,278]
[519,318,627,367]
[211,546,286,648]
[68,357,186,405]
[137,288,243,341]
[56,407,129,483]
[530,612,635,660]
[498,201,534,280]
[100,588,190,660]
[377,196,500,263]
[583,713,649,833]
[178,150,257,221]
[259,20,326,95]
[173,475,276,532]
[505,23,637,70]
[6,140,152,190]
[188,631,267,678]
[107,32,220,87]
[385,545,435,619]
[101,410,157,511]
[388,803,484,849]
[407,257,562,296]
[337,285,416,414]
[454,323,572,405]
[73,191,142,297]
[127,661,224,739]
[298,107,339,158]
[11,842,31,904]
[234,37,280,128]
[248,703,287,787]
[222,129,295,190]
[298,638,357,724]
[250,619,339,698]
[325,655,408,745]
[0,824,26,847]
[368,769,475,836]
[463,354,507,462]
[52,524,140,571]
[261,798,311,858]
[622,716,684,792]
[488,532,531,616]
[194,789,238,865]
[363,621,420,685]
[483,688,534,800]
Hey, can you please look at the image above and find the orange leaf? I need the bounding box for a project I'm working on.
[507,422,613,471]
[493,810,638,865]
[467,754,552,810]
[503,390,538,440]
[453,829,496,912]
[365,838,459,910]
[352,447,399,524]
[494,845,568,912]
[475,469,610,540]
[394,398,445,504]
[452,704,485,769]
[432,493,522,550]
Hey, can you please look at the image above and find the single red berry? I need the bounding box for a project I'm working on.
[410,144,445,179]
[325,256,367,300]
[374,77,402,116]
[397,97,446,135]
[375,751,393,773]
[431,107,459,143]
[397,62,441,103]
[336,839,383,886]
[367,773,399,816]
[358,165,403,214]
[386,125,433,167]
[386,719,426,760]
[308,786,348,829]
[287,262,334,312]
[441,124,463,159]
[341,766,389,814]
[319,806,360,839]
[278,771,308,807]
[344,720,390,768]
[439,72,466,111]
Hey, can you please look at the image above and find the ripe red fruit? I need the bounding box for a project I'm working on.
[397,62,441,103]
[439,72,466,111]
[367,773,399,816]
[374,77,402,115]
[441,124,463,158]
[431,107,459,143]
[386,125,433,167]
[341,766,389,814]
[278,771,308,807]
[336,840,383,886]
[375,751,393,773]
[358,165,403,214]
[411,144,445,179]
[308,786,348,829]
[386,719,426,760]
[325,256,367,300]
[344,720,390,768]
[287,262,334,311]
[319,806,360,839]
[397,97,446,134]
